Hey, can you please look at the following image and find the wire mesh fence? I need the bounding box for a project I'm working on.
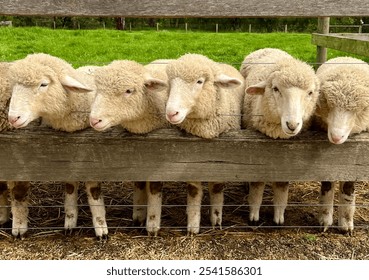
[1,181,369,238]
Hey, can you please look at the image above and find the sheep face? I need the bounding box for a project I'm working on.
[166,56,241,124]
[8,64,92,129]
[246,63,319,137]
[90,62,167,131]
[318,81,369,144]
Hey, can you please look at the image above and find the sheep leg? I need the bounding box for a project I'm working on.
[187,182,203,235]
[208,182,224,229]
[0,181,10,225]
[85,181,108,239]
[145,181,162,237]
[132,182,147,227]
[248,182,265,223]
[319,181,335,232]
[272,182,289,225]
[8,181,30,238]
[64,182,79,233]
[338,181,355,234]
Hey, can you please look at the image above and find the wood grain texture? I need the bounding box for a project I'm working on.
[1,126,369,182]
[0,0,368,17]
[312,33,369,57]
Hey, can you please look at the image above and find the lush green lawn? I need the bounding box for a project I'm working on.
[0,27,367,67]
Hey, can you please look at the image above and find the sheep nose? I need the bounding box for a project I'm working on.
[330,133,344,144]
[166,111,179,121]
[90,117,102,127]
[286,121,300,132]
[8,116,20,125]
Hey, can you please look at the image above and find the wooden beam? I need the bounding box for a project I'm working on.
[316,17,330,65]
[0,0,369,17]
[1,126,369,182]
[312,33,369,57]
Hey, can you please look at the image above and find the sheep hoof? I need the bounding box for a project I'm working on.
[12,232,26,240]
[97,234,109,242]
[147,231,158,237]
[133,219,145,228]
[64,229,74,236]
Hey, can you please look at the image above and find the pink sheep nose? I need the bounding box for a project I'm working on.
[330,133,344,144]
[166,111,179,121]
[90,117,102,128]
[8,116,20,125]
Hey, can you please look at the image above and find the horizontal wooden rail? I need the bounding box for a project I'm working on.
[0,0,369,17]
[1,126,369,182]
[312,33,369,57]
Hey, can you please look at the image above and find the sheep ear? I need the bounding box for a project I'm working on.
[144,78,168,93]
[246,81,266,95]
[215,74,242,89]
[61,75,93,93]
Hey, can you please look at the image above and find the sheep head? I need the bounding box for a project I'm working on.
[90,60,167,131]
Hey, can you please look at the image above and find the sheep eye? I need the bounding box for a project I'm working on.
[196,79,204,85]
[272,86,279,93]
[308,91,313,96]
[40,82,48,88]
[125,89,134,95]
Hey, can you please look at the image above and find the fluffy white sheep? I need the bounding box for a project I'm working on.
[89,59,169,236]
[240,48,320,225]
[165,53,245,234]
[315,56,369,233]
[7,53,108,239]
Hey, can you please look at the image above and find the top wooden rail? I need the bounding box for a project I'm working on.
[1,126,369,182]
[0,0,369,18]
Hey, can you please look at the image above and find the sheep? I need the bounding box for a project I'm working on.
[240,48,320,225]
[315,56,369,233]
[165,53,245,234]
[89,59,169,236]
[7,53,108,239]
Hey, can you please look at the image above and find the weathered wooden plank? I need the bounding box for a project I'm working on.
[0,0,369,17]
[1,126,369,182]
[316,17,330,65]
[312,33,369,57]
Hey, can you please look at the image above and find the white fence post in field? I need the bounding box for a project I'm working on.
[185,22,188,32]
[216,23,218,33]
[249,24,252,33]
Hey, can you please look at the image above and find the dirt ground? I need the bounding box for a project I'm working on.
[0,181,368,260]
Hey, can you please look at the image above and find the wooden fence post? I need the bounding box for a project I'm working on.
[216,23,218,33]
[316,17,330,66]
[185,22,188,32]
[249,24,252,33]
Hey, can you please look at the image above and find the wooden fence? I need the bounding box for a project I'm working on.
[0,0,369,182]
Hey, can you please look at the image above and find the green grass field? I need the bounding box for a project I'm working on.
[0,27,367,67]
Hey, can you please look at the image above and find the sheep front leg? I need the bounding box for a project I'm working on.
[272,182,289,225]
[319,181,335,232]
[85,182,108,239]
[0,181,9,225]
[64,182,79,233]
[187,182,203,235]
[8,181,30,238]
[248,182,265,223]
[132,182,147,226]
[338,181,355,234]
[146,182,162,237]
[208,182,224,229]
